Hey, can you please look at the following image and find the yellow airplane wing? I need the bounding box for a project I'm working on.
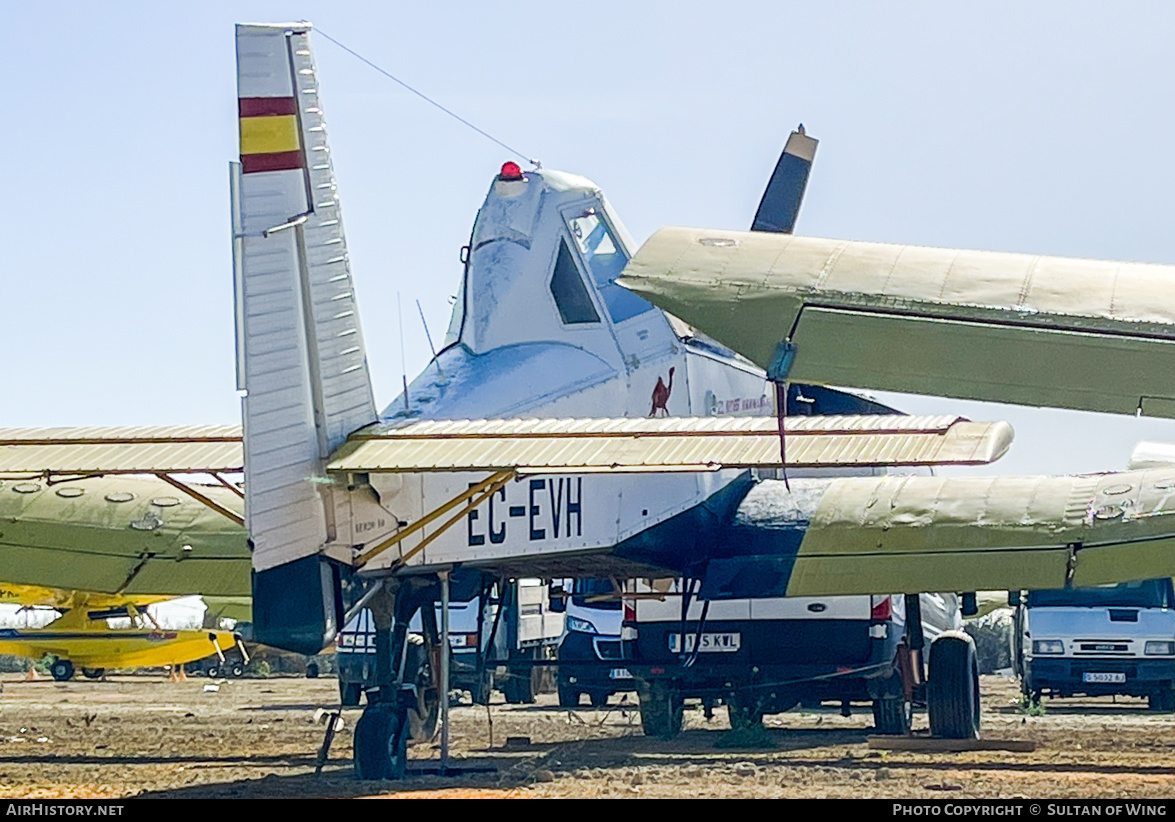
[0,582,173,611]
[618,228,1175,417]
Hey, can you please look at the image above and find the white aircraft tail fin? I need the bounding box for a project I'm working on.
[232,23,377,651]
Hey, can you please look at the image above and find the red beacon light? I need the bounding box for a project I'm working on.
[498,161,525,181]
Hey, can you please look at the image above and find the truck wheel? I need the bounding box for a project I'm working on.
[51,659,75,682]
[472,671,493,706]
[353,704,407,780]
[1148,687,1175,712]
[340,681,363,707]
[503,665,536,704]
[558,680,580,708]
[872,695,912,735]
[726,690,765,730]
[927,631,981,740]
[638,679,683,739]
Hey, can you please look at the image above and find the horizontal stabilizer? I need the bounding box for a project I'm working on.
[326,414,1013,473]
[0,425,242,475]
[620,228,1175,417]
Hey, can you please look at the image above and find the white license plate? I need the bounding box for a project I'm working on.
[1083,672,1126,684]
[668,632,741,653]
[609,668,632,679]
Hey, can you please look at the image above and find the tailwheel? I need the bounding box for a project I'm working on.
[353,703,408,780]
[926,631,981,739]
[81,667,105,680]
[50,659,75,682]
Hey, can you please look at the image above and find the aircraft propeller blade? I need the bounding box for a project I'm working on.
[750,125,818,234]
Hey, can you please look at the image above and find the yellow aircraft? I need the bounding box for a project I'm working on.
[0,583,240,681]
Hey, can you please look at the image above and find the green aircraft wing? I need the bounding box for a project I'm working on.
[618,227,1175,417]
[0,475,248,598]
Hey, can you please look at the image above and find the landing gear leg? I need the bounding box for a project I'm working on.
[354,581,412,781]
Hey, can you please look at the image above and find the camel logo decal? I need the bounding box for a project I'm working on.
[649,367,675,417]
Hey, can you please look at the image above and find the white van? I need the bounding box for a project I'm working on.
[555,578,634,707]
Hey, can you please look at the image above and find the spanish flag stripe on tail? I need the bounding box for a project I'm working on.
[239,94,304,174]
[238,96,298,117]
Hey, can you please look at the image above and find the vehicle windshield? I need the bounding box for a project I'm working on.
[1027,578,1174,609]
[571,578,621,610]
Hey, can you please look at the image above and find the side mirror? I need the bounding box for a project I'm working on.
[961,591,978,617]
[1008,590,1021,607]
[548,584,567,614]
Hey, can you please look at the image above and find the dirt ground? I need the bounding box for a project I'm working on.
[0,673,1173,799]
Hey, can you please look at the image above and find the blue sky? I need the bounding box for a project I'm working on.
[5,2,1175,475]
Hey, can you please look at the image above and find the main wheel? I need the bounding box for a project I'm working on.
[50,659,75,682]
[927,631,981,739]
[638,679,683,739]
[872,694,913,735]
[306,662,320,679]
[557,679,580,708]
[229,661,245,678]
[204,662,221,678]
[403,635,439,742]
[353,704,408,780]
[726,690,765,730]
[81,667,105,680]
[339,681,363,707]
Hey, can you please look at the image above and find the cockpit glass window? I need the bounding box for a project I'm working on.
[550,240,600,324]
[566,208,652,324]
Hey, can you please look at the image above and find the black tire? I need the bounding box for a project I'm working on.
[51,659,74,682]
[1148,687,1175,712]
[340,681,363,707]
[726,690,765,731]
[353,704,407,780]
[638,679,683,739]
[872,695,912,735]
[230,662,245,678]
[81,667,105,680]
[927,631,981,740]
[503,668,536,705]
[204,663,221,678]
[306,662,320,679]
[557,680,580,708]
[471,671,493,706]
[589,690,609,709]
[403,635,439,742]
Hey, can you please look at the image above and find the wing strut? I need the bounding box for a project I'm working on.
[355,470,515,569]
[154,473,246,527]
